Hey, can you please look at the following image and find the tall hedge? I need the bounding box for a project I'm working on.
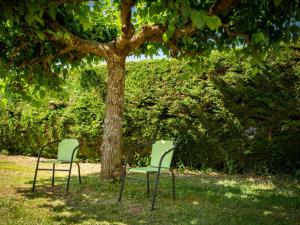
[0,49,299,174]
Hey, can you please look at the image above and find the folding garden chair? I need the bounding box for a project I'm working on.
[32,139,81,193]
[118,140,175,210]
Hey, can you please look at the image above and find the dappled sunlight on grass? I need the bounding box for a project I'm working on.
[0,154,299,225]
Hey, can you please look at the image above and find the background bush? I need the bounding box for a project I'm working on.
[0,49,299,174]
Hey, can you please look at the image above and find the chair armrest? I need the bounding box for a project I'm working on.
[157,147,175,171]
[37,139,61,159]
[70,145,80,162]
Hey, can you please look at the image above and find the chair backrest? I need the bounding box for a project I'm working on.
[150,140,174,168]
[57,139,80,161]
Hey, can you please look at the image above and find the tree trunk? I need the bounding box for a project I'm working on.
[100,53,126,179]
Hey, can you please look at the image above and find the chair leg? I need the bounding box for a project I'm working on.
[52,163,55,186]
[32,160,40,191]
[66,162,73,193]
[171,170,175,200]
[76,162,81,184]
[118,170,126,202]
[151,171,161,210]
[146,172,150,196]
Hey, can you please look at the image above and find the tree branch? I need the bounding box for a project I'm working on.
[221,24,250,43]
[120,0,136,37]
[116,0,136,53]
[211,0,239,15]
[44,14,111,58]
[10,40,32,59]
[49,0,89,4]
[167,41,204,58]
[127,0,243,54]
[29,47,71,66]
[128,25,196,52]
[128,25,166,51]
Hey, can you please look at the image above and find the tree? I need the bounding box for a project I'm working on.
[0,0,299,179]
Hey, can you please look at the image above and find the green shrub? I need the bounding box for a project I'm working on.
[0,49,299,174]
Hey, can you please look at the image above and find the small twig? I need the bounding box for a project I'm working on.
[221,24,250,43]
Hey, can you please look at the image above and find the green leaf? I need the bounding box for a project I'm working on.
[39,89,46,99]
[162,33,169,42]
[147,44,153,50]
[168,23,175,34]
[35,30,46,40]
[4,8,13,20]
[17,5,26,16]
[162,23,175,42]
[25,14,34,25]
[251,67,259,76]
[181,4,191,18]
[181,73,190,80]
[252,32,265,44]
[14,15,20,24]
[63,32,71,40]
[187,36,193,44]
[206,16,221,30]
[32,85,40,94]
[48,3,57,20]
[183,36,193,45]
[33,16,44,26]
[273,0,282,7]
[191,11,206,29]
[55,31,63,38]
[28,2,40,13]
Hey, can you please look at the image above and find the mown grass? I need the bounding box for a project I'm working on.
[0,155,299,225]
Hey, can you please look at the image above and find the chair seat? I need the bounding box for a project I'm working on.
[118,140,175,210]
[32,139,81,193]
[40,159,72,164]
[128,166,170,173]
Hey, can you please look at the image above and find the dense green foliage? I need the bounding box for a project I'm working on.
[1,49,299,174]
[0,0,299,92]
[1,0,299,178]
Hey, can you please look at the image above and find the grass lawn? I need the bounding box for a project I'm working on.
[0,154,299,225]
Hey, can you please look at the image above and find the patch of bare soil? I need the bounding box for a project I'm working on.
[0,154,101,175]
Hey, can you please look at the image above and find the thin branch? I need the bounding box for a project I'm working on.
[167,40,179,57]
[211,0,239,15]
[174,27,197,38]
[49,0,89,4]
[221,24,250,42]
[29,47,72,65]
[10,41,32,59]
[168,43,204,58]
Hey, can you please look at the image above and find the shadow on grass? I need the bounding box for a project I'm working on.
[17,173,179,224]
[16,172,300,225]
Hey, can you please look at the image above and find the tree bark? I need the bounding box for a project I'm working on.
[100,53,126,179]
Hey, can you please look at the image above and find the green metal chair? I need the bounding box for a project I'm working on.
[32,139,81,193]
[118,140,175,210]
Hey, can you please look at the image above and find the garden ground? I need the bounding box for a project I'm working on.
[0,154,299,225]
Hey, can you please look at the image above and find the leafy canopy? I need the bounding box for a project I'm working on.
[0,0,299,102]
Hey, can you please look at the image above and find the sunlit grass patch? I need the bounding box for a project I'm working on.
[0,154,299,225]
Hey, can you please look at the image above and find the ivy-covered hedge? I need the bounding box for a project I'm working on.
[0,50,299,174]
